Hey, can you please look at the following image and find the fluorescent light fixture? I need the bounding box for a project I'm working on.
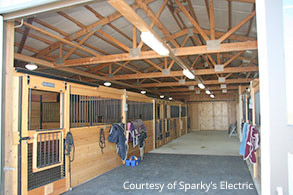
[205,90,211,95]
[160,95,164,99]
[104,81,111,87]
[183,69,195,79]
[198,83,205,89]
[25,63,38,71]
[210,94,215,98]
[169,97,173,100]
[140,31,169,56]
[141,90,146,94]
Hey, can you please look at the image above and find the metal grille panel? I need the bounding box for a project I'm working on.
[70,95,122,128]
[181,106,187,117]
[171,106,179,118]
[127,101,153,121]
[28,144,65,191]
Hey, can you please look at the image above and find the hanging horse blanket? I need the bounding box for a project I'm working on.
[244,125,260,164]
[108,123,128,161]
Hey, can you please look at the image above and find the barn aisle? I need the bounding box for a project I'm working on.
[63,153,257,195]
[151,131,240,156]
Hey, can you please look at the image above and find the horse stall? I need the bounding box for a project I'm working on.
[11,70,188,194]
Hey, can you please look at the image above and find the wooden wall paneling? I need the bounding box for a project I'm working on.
[189,103,200,131]
[199,103,214,130]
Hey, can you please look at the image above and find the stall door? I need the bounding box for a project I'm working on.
[19,76,68,195]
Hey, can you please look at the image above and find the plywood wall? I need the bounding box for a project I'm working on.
[71,120,154,187]
[188,101,237,131]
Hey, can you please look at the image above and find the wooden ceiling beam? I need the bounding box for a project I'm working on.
[209,0,215,40]
[137,0,180,48]
[84,5,132,42]
[219,10,256,42]
[14,53,156,93]
[158,85,242,92]
[246,4,256,36]
[175,0,209,41]
[140,78,252,88]
[59,41,257,67]
[223,51,244,67]
[17,17,34,54]
[170,90,237,96]
[22,21,98,57]
[35,0,156,57]
[109,66,258,80]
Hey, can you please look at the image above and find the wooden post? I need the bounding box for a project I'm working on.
[3,21,17,195]
[64,84,70,190]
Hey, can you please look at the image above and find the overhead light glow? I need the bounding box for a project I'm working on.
[183,69,195,79]
[104,82,111,87]
[25,63,38,71]
[210,94,215,98]
[141,90,146,94]
[169,97,173,101]
[160,95,164,99]
[140,31,169,56]
[205,90,211,95]
[198,83,205,89]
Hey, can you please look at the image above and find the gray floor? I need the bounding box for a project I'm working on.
[64,131,257,195]
[151,131,240,156]
[64,153,257,195]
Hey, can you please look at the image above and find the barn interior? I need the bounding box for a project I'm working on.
[1,0,291,195]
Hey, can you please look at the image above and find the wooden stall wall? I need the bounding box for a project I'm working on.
[188,101,237,131]
[70,125,122,187]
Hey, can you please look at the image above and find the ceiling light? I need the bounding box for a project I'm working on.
[198,83,205,89]
[104,82,111,87]
[141,90,146,94]
[25,63,38,71]
[169,97,173,101]
[246,50,253,54]
[205,90,211,95]
[160,95,164,99]
[140,31,169,56]
[210,94,215,98]
[183,69,195,79]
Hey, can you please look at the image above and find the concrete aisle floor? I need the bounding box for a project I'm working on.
[63,153,257,195]
[63,131,257,195]
[151,130,240,156]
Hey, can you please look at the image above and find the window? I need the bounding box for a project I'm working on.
[29,89,61,130]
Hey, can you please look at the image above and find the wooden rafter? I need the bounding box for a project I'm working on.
[84,5,132,42]
[175,0,209,41]
[223,51,244,67]
[140,78,252,88]
[58,41,257,67]
[209,0,215,40]
[158,85,242,92]
[17,17,34,54]
[219,10,256,42]
[14,53,157,93]
[35,0,156,58]
[246,4,256,36]
[109,66,258,80]
[22,21,99,57]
